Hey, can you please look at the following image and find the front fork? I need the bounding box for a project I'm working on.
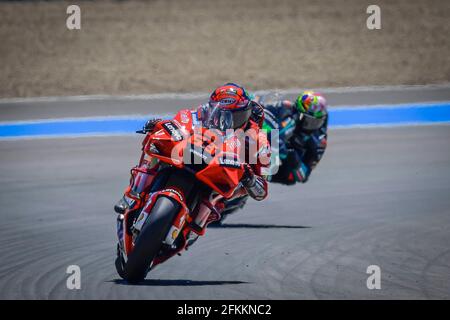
[116,153,159,256]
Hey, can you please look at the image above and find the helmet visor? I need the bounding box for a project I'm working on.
[204,103,252,131]
[299,113,325,131]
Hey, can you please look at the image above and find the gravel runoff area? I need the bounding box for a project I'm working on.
[0,0,449,98]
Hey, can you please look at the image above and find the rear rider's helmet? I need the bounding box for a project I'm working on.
[203,83,253,131]
[295,91,328,131]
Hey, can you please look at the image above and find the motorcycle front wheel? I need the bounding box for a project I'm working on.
[120,196,180,283]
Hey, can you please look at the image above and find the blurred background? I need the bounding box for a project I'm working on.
[1,0,449,98]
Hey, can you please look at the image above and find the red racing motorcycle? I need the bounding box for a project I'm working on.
[115,109,260,283]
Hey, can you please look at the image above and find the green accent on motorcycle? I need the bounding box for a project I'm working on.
[279,120,295,135]
[262,122,273,133]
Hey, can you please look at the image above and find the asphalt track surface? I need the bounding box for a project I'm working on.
[2,84,450,121]
[1,86,450,299]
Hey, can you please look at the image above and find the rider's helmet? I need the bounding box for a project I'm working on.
[295,91,328,131]
[203,83,253,131]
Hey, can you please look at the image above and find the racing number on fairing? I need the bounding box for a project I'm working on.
[192,129,223,156]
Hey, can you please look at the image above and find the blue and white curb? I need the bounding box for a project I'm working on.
[1,102,449,140]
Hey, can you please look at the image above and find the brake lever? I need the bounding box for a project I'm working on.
[136,128,148,134]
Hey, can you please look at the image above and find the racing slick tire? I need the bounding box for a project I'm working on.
[120,196,179,283]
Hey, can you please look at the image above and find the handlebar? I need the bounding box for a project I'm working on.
[136,128,150,134]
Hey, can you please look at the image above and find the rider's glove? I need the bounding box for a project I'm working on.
[143,118,162,133]
[241,164,267,201]
[293,162,310,183]
[250,101,265,128]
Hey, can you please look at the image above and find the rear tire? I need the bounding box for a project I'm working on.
[121,196,179,283]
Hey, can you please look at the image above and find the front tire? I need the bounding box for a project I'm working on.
[121,196,179,283]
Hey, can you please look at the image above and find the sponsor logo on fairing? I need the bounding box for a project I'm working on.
[162,121,183,141]
[189,145,208,162]
[172,119,183,128]
[219,156,242,169]
[263,110,279,129]
[163,188,184,202]
[191,111,199,125]
[133,211,149,231]
[149,143,159,154]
